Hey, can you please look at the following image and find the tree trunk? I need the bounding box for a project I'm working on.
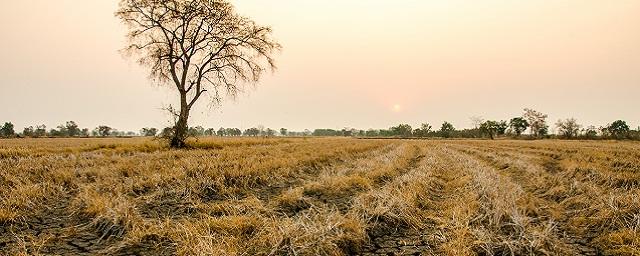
[170,93,190,148]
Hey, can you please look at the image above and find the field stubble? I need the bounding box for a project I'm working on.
[0,137,638,255]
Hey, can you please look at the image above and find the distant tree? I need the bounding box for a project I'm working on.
[632,126,640,140]
[34,125,47,137]
[365,129,379,137]
[112,129,124,137]
[470,116,484,129]
[421,123,433,134]
[66,121,80,137]
[80,128,90,137]
[49,128,62,137]
[538,125,549,137]
[379,129,393,137]
[23,126,35,137]
[608,120,630,139]
[480,120,501,139]
[225,128,236,136]
[204,128,216,136]
[257,125,266,136]
[188,126,205,137]
[523,108,548,138]
[114,130,122,136]
[439,122,455,138]
[391,124,413,137]
[509,117,529,137]
[340,128,358,137]
[244,127,260,136]
[413,123,432,137]
[265,128,276,137]
[217,127,226,137]
[225,128,235,137]
[141,127,158,137]
[598,125,611,138]
[313,129,340,136]
[116,0,281,148]
[555,118,581,139]
[583,126,598,139]
[53,124,68,137]
[0,122,15,137]
[303,129,312,136]
[497,121,508,136]
[280,128,288,136]
[97,126,113,137]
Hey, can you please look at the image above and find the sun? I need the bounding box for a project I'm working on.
[393,104,402,112]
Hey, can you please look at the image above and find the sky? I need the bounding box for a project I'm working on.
[1,0,639,132]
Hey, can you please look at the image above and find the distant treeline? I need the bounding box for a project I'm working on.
[0,121,138,138]
[354,120,639,140]
[321,109,640,140]
[1,109,639,140]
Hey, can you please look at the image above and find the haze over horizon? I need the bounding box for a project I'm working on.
[1,0,639,132]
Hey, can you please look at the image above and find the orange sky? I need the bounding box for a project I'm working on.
[1,0,639,131]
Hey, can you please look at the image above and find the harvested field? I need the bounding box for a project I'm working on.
[1,138,638,255]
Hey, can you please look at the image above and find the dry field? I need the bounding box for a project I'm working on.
[0,137,638,255]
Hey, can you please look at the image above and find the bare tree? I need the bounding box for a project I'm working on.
[470,116,484,129]
[555,118,581,139]
[116,0,280,148]
[523,108,548,138]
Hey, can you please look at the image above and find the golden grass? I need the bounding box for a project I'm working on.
[0,137,638,255]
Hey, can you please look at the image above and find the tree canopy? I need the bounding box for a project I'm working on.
[509,117,529,136]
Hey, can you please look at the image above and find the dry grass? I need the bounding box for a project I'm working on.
[0,137,638,255]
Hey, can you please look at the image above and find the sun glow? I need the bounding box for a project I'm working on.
[393,104,402,112]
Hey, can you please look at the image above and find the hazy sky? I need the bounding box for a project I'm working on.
[1,0,639,132]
